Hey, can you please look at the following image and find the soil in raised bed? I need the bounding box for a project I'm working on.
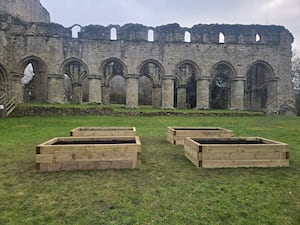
[52,140,136,145]
[194,139,265,145]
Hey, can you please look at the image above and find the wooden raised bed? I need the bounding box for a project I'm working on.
[36,136,141,171]
[167,127,233,145]
[184,137,289,168]
[70,127,136,137]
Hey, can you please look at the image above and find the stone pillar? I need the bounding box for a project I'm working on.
[102,85,110,104]
[88,75,102,104]
[196,77,210,109]
[230,77,245,110]
[177,85,186,108]
[126,74,139,108]
[48,74,64,104]
[266,78,279,112]
[72,83,82,104]
[152,85,162,108]
[162,76,175,109]
[10,73,23,103]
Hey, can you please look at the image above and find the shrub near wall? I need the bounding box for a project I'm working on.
[10,104,266,117]
[11,105,114,117]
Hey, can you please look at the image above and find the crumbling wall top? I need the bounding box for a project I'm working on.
[76,23,293,46]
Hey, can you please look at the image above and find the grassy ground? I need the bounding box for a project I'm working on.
[0,115,299,224]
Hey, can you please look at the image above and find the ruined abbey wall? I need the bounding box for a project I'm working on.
[0,0,50,23]
[0,0,295,114]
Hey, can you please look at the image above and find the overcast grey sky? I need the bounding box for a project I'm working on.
[40,0,300,50]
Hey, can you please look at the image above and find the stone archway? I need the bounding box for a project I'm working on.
[101,58,127,105]
[20,56,48,103]
[138,60,164,107]
[210,62,235,109]
[245,61,275,111]
[175,61,199,108]
[0,65,8,96]
[61,58,88,104]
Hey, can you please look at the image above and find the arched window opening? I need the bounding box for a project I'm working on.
[245,63,273,111]
[22,61,47,103]
[110,27,117,40]
[109,75,126,104]
[184,31,191,43]
[0,66,8,96]
[177,63,197,108]
[63,60,88,104]
[140,62,161,84]
[138,76,152,105]
[139,61,162,107]
[71,25,81,38]
[219,32,225,44]
[104,61,124,78]
[210,64,232,109]
[148,29,154,42]
[256,33,261,42]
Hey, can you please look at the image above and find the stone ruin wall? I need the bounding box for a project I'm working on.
[0,0,50,23]
[0,0,296,114]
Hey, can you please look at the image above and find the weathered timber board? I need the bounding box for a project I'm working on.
[70,127,136,137]
[167,127,234,145]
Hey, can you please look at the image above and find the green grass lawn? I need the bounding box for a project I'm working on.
[0,115,299,224]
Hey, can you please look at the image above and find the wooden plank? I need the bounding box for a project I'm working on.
[48,160,135,171]
[53,151,138,162]
[202,159,289,168]
[71,127,136,137]
[36,154,53,163]
[202,144,288,154]
[167,127,176,144]
[184,138,201,167]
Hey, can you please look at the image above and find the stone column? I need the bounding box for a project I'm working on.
[88,75,102,104]
[266,77,279,112]
[152,85,162,108]
[230,77,245,110]
[196,77,210,109]
[102,85,110,104]
[10,72,23,103]
[72,83,82,104]
[177,85,186,108]
[48,74,65,104]
[162,76,175,109]
[126,74,139,108]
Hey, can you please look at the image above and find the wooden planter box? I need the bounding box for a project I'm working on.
[184,137,289,168]
[70,127,136,137]
[167,127,233,145]
[36,136,141,171]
